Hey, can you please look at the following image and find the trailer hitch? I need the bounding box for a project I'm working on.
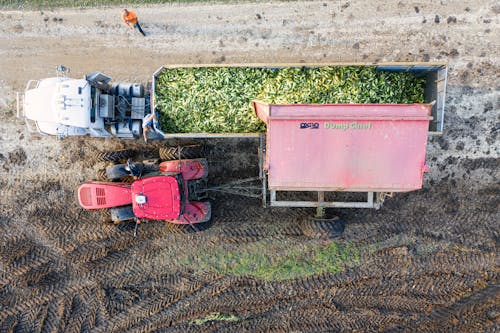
[207,177,263,198]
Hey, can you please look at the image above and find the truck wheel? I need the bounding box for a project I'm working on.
[302,216,345,239]
[94,149,135,163]
[159,145,203,161]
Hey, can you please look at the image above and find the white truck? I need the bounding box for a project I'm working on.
[16,67,164,139]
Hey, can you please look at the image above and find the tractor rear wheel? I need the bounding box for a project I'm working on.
[159,145,203,161]
[94,149,135,163]
[95,169,107,181]
[165,220,213,234]
[110,205,135,223]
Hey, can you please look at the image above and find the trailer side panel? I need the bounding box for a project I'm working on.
[257,103,432,192]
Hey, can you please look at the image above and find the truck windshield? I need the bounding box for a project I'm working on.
[90,86,96,123]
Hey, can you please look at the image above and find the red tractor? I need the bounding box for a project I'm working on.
[77,147,211,236]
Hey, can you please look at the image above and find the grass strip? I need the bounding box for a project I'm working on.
[190,312,240,325]
[182,240,361,281]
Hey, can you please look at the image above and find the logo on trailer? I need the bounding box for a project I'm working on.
[324,122,372,130]
[300,122,319,129]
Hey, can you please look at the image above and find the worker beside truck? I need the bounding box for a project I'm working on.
[142,112,158,143]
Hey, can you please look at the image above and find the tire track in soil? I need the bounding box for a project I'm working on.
[400,284,500,333]
[0,279,96,324]
[163,251,497,332]
[345,191,499,251]
[1,241,497,331]
[1,140,499,331]
[94,272,223,333]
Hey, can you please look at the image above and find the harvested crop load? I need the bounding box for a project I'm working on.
[156,66,426,133]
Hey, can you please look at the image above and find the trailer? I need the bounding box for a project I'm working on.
[251,101,432,216]
[152,62,447,135]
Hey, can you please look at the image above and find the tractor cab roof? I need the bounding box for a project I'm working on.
[131,176,181,220]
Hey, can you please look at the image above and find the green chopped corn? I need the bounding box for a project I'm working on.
[156,66,426,133]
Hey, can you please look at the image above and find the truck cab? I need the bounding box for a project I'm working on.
[17,71,165,139]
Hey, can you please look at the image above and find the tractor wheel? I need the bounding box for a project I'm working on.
[106,164,132,181]
[110,205,135,223]
[159,145,203,161]
[301,216,345,239]
[94,149,135,163]
[98,210,113,223]
[141,159,160,174]
[95,169,107,181]
[165,220,213,234]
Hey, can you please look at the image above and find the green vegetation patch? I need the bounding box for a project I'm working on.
[155,66,426,133]
[190,312,240,326]
[182,240,361,281]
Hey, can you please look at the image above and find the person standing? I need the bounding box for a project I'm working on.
[142,112,157,143]
[121,8,146,36]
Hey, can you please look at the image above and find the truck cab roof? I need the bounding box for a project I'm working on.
[24,77,92,134]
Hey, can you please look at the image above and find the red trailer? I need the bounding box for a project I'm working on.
[251,101,433,215]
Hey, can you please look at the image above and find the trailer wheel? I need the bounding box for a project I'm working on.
[94,149,135,163]
[302,216,345,239]
[159,145,203,161]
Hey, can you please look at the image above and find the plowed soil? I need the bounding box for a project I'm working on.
[0,1,499,332]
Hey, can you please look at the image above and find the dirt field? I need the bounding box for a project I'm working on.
[0,1,499,331]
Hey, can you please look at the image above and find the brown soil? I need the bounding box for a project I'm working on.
[0,1,499,332]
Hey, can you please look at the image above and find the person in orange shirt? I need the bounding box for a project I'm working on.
[121,8,146,36]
